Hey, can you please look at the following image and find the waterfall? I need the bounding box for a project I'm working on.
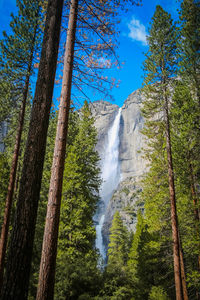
[95,108,121,259]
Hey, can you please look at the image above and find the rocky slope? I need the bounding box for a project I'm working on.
[102,176,144,246]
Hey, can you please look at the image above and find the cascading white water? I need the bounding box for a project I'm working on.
[95,108,121,259]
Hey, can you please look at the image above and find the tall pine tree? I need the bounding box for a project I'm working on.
[1,1,64,299]
[0,1,42,288]
[142,5,187,299]
[55,101,101,299]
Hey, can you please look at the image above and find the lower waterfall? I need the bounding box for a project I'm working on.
[95,108,121,260]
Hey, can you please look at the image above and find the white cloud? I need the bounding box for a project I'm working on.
[128,17,148,46]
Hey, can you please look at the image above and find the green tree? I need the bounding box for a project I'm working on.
[127,211,155,299]
[98,211,131,299]
[142,5,188,299]
[171,81,200,299]
[108,211,129,267]
[1,0,64,298]
[176,4,200,295]
[0,1,42,288]
[54,101,102,300]
[0,0,42,119]
[28,108,80,300]
[28,111,58,299]
[149,286,170,300]
[178,0,200,102]
[0,155,9,228]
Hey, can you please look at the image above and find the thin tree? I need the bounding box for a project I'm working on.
[163,83,184,300]
[179,2,200,288]
[143,6,187,300]
[0,2,40,290]
[36,1,79,299]
[0,0,64,299]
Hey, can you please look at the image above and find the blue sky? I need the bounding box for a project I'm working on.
[0,0,180,108]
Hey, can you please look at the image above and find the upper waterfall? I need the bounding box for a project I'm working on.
[100,108,121,205]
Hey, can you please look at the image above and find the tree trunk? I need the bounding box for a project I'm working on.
[0,17,38,292]
[164,94,184,300]
[189,162,200,223]
[179,234,188,300]
[36,1,78,299]
[0,1,63,299]
[189,162,200,299]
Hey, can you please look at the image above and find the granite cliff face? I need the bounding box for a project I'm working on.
[120,89,147,179]
[91,89,147,247]
[91,90,147,179]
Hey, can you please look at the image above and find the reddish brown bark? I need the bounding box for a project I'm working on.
[189,163,200,223]
[164,94,184,300]
[179,236,189,300]
[0,1,64,299]
[189,162,200,299]
[0,19,38,292]
[36,0,78,299]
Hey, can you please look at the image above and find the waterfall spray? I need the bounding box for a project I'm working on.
[95,108,121,259]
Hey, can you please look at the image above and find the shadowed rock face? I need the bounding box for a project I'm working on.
[91,90,148,249]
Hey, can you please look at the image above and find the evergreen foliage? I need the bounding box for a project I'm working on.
[178,0,200,99]
[0,155,9,228]
[140,3,200,299]
[28,111,58,299]
[107,211,129,267]
[128,211,151,299]
[97,212,131,299]
[54,102,102,299]
[148,286,170,300]
[0,0,42,121]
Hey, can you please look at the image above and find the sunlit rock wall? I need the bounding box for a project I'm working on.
[91,89,148,247]
[120,89,147,179]
[91,89,147,181]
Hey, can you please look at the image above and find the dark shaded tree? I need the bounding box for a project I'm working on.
[0,1,41,289]
[0,0,64,299]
